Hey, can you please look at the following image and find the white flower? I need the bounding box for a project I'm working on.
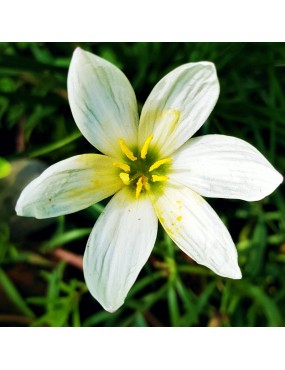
[16,48,283,312]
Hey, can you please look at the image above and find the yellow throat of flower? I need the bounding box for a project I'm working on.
[113,134,172,198]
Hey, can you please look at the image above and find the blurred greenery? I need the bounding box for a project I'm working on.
[0,42,284,327]
[0,157,11,179]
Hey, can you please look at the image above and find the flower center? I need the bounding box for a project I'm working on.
[113,134,172,198]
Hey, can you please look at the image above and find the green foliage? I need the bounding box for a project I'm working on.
[0,157,11,179]
[0,268,35,319]
[0,42,284,326]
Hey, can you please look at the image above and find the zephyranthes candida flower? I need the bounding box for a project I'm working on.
[16,48,283,312]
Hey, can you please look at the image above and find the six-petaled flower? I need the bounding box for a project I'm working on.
[16,48,283,312]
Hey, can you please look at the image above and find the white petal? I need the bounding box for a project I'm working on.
[170,135,283,201]
[83,189,158,312]
[138,62,219,157]
[152,183,241,279]
[15,154,122,219]
[68,48,139,158]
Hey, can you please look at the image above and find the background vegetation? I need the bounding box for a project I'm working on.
[0,42,284,327]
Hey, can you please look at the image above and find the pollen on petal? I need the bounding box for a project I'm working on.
[157,109,180,134]
[140,134,154,159]
[118,138,137,161]
[149,158,172,172]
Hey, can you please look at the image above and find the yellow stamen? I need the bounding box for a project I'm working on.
[118,138,137,161]
[140,134,154,159]
[113,162,131,172]
[149,158,172,172]
[119,172,131,185]
[143,177,150,191]
[152,175,168,182]
[136,176,143,198]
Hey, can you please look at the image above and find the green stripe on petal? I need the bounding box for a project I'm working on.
[15,154,122,219]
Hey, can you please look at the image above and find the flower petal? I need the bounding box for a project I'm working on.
[152,183,241,279]
[138,62,219,157]
[15,154,122,219]
[83,189,158,312]
[170,135,283,201]
[68,48,139,158]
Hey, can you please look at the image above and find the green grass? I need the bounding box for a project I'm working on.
[0,42,284,326]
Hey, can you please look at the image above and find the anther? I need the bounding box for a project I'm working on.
[119,172,131,185]
[143,177,150,191]
[118,138,137,161]
[140,134,154,159]
[152,175,168,182]
[136,177,143,198]
[113,162,131,172]
[149,158,172,172]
